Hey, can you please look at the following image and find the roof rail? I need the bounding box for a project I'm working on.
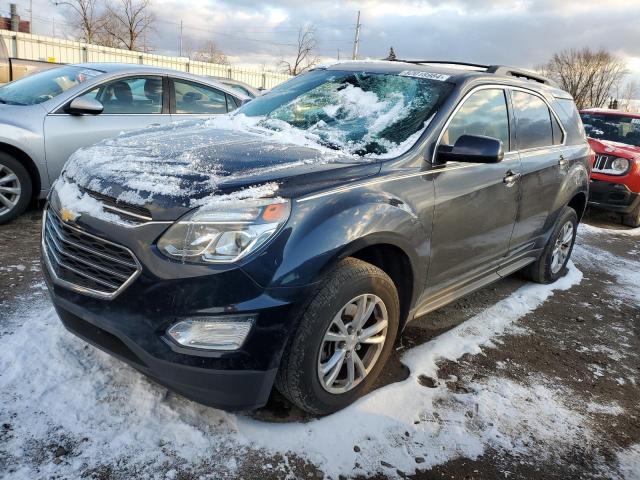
[389,59,490,70]
[485,65,557,86]
[383,58,557,86]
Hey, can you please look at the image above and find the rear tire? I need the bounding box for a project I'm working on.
[523,206,578,284]
[0,153,32,225]
[276,257,399,415]
[622,204,640,228]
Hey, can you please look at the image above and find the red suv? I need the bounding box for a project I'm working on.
[580,108,640,227]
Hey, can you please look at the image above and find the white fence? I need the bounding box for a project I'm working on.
[0,30,292,89]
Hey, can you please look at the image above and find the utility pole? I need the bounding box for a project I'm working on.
[352,10,361,60]
[179,20,183,56]
[337,49,340,60]
[29,0,33,33]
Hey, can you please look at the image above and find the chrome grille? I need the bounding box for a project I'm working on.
[42,208,141,299]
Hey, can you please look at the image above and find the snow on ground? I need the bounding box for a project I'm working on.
[575,225,640,306]
[617,444,640,480]
[1,261,593,479]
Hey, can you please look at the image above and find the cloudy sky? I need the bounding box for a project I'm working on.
[16,0,640,82]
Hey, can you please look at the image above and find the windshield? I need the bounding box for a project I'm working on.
[238,69,453,156]
[580,112,640,147]
[0,66,102,106]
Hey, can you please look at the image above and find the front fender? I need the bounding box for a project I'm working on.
[240,190,430,295]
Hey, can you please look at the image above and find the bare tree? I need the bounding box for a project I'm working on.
[540,48,628,109]
[191,40,229,65]
[618,80,638,112]
[279,25,318,76]
[103,0,154,51]
[53,0,105,43]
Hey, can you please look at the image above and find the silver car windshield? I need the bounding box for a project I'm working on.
[0,66,102,106]
[238,69,453,156]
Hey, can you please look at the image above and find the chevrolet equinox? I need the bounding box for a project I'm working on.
[42,60,590,414]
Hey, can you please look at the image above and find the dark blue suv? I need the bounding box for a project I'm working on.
[42,60,590,414]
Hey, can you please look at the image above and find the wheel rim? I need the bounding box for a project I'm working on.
[0,164,21,216]
[551,221,574,274]
[317,293,388,394]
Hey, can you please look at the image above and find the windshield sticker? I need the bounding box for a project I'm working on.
[631,118,640,124]
[399,70,451,81]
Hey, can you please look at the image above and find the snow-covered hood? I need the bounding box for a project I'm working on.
[59,117,379,221]
[588,138,640,159]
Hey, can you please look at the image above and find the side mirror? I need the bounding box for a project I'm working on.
[436,134,504,164]
[67,97,104,115]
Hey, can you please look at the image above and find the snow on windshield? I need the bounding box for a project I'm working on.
[261,73,448,156]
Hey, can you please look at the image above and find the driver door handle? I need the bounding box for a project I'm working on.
[503,170,521,186]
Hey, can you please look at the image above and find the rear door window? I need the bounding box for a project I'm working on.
[442,88,510,150]
[512,91,553,149]
[173,80,228,114]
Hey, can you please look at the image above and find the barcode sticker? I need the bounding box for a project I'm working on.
[399,71,451,81]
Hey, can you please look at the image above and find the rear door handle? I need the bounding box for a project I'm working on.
[503,170,521,186]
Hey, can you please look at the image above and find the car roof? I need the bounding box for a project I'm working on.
[207,76,260,94]
[580,108,640,119]
[318,60,571,99]
[69,63,250,100]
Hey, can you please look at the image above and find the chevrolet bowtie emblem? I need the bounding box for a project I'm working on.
[60,208,79,222]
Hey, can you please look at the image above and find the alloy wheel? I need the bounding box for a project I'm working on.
[317,293,388,394]
[0,164,21,216]
[551,221,574,274]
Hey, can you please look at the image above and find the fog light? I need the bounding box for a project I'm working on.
[167,316,255,351]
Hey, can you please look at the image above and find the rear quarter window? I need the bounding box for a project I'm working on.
[552,98,586,145]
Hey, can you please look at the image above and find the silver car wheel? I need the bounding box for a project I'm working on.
[551,221,574,274]
[317,293,388,394]
[0,164,21,216]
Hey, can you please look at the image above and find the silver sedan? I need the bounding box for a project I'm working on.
[0,63,249,223]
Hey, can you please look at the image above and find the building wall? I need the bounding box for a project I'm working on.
[0,30,291,89]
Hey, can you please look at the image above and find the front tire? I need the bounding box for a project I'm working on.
[0,153,32,224]
[524,206,578,284]
[276,258,399,415]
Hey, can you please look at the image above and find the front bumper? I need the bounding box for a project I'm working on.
[53,297,278,410]
[588,179,640,214]
[42,209,310,411]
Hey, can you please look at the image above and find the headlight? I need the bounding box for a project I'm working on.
[157,198,290,264]
[610,157,630,174]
